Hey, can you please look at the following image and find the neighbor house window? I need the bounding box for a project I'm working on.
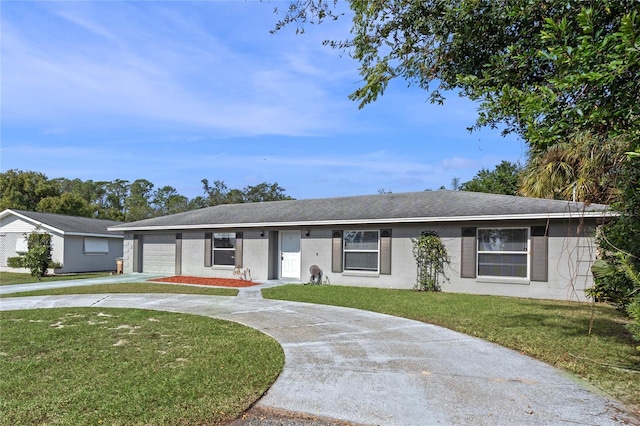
[477,228,528,278]
[213,233,236,266]
[15,237,28,254]
[343,230,379,271]
[84,237,109,255]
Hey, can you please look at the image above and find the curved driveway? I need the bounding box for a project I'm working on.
[0,282,636,425]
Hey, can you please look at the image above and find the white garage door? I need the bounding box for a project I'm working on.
[142,234,175,274]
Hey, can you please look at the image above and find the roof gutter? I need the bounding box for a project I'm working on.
[109,210,616,232]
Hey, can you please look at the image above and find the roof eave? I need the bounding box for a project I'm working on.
[109,211,615,232]
[65,232,125,239]
[2,209,64,235]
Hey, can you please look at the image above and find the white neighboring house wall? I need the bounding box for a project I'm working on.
[0,211,123,274]
[0,214,64,273]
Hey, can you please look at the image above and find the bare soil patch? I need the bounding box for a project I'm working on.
[149,276,258,287]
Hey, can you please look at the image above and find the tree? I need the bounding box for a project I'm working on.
[277,1,639,145]
[0,169,60,211]
[7,229,55,280]
[243,182,293,203]
[201,179,294,206]
[519,133,626,204]
[36,193,93,217]
[125,179,155,221]
[450,177,461,191]
[201,179,231,207]
[459,161,522,196]
[153,186,190,216]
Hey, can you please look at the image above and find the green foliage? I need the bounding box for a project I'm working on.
[201,179,293,206]
[411,230,449,291]
[0,169,60,211]
[6,230,56,280]
[628,297,640,350]
[6,256,25,268]
[2,169,294,220]
[519,133,627,203]
[277,2,638,140]
[22,230,54,281]
[591,150,640,332]
[36,193,93,217]
[0,272,111,286]
[459,160,523,195]
[152,185,190,217]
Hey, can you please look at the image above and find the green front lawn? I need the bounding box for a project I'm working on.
[263,285,640,410]
[0,308,283,425]
[0,271,111,285]
[1,282,238,298]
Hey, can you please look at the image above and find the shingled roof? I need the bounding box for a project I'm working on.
[110,191,611,232]
[2,209,124,238]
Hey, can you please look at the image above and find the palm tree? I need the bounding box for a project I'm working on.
[519,132,627,205]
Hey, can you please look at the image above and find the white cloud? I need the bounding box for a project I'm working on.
[1,2,356,136]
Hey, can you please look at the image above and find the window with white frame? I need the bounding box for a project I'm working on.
[343,230,379,271]
[15,237,28,254]
[213,233,236,266]
[477,228,528,278]
[84,237,109,255]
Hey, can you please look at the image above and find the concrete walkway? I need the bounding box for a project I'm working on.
[0,278,636,425]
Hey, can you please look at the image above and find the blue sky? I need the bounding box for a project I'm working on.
[1,1,527,200]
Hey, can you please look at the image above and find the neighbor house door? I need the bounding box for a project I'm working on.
[280,230,301,279]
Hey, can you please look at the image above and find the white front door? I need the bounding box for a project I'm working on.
[280,230,301,279]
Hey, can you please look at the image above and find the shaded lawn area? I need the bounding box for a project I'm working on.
[0,271,111,285]
[0,282,239,298]
[263,285,640,411]
[0,308,283,426]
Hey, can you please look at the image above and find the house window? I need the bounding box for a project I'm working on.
[477,228,528,278]
[213,233,236,266]
[15,237,28,254]
[84,237,109,255]
[343,231,379,271]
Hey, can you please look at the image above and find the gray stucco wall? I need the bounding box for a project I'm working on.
[122,217,598,302]
[0,232,121,274]
[58,235,123,273]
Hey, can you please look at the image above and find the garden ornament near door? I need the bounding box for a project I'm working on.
[308,265,323,285]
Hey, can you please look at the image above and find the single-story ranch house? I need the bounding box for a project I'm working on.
[109,191,612,301]
[1,209,124,274]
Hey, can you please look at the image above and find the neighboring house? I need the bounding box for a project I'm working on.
[0,209,124,274]
[109,191,612,301]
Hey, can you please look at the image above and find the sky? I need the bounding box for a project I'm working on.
[1,1,528,201]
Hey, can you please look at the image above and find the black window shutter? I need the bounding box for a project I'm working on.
[204,232,212,267]
[380,229,392,275]
[332,230,343,273]
[235,232,243,268]
[530,226,548,282]
[460,227,477,278]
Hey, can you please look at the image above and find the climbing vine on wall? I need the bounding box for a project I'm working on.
[412,231,450,292]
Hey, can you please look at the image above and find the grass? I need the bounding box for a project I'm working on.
[0,307,284,425]
[1,282,239,298]
[0,271,111,285]
[263,285,640,410]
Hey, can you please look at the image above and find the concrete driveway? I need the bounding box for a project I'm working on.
[0,282,636,425]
